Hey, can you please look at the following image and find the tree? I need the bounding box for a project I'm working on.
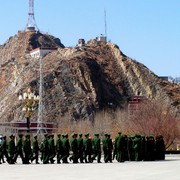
[126,99,179,148]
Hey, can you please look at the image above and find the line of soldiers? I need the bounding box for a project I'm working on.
[0,131,165,164]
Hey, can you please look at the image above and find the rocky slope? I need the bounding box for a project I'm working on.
[0,31,179,123]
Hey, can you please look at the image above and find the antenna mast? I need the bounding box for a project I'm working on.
[104,9,107,38]
[37,58,47,136]
[26,0,38,31]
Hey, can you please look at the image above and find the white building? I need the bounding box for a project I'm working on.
[30,47,57,58]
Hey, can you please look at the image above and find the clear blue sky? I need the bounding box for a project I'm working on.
[1,0,180,77]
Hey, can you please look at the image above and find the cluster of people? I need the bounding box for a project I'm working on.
[0,131,165,164]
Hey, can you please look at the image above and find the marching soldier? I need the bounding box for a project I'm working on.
[133,134,141,161]
[41,134,49,164]
[83,133,92,163]
[1,136,10,164]
[56,134,62,164]
[102,133,109,163]
[77,133,84,163]
[14,134,24,164]
[8,134,16,164]
[23,133,32,164]
[31,134,40,164]
[61,134,70,163]
[70,133,78,163]
[48,134,56,164]
[92,133,101,163]
[115,131,125,162]
[107,134,113,163]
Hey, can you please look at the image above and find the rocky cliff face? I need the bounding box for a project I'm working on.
[0,31,179,123]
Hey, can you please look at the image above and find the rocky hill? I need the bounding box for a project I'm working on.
[0,31,179,124]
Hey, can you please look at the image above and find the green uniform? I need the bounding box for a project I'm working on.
[14,135,24,163]
[61,135,70,163]
[31,136,39,164]
[23,135,32,164]
[48,136,56,163]
[8,136,15,164]
[70,134,78,163]
[56,135,62,164]
[77,135,84,163]
[92,135,101,163]
[41,136,49,164]
[1,137,10,163]
[83,135,92,163]
[133,135,141,161]
[115,133,125,162]
[102,134,108,163]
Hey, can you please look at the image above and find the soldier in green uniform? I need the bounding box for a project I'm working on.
[56,134,62,164]
[41,133,49,164]
[77,133,84,163]
[14,134,24,164]
[102,133,109,163]
[61,134,70,163]
[8,134,15,164]
[107,134,113,163]
[92,133,101,163]
[70,133,78,163]
[83,133,92,163]
[115,131,125,162]
[1,136,10,164]
[48,134,56,164]
[31,134,40,164]
[23,133,32,164]
[133,134,141,161]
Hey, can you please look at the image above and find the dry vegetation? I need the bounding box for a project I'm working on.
[57,99,179,149]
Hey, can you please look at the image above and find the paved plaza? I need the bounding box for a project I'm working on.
[0,154,180,180]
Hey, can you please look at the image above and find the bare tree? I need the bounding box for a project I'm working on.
[126,99,179,148]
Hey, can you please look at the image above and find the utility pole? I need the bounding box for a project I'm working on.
[26,0,38,31]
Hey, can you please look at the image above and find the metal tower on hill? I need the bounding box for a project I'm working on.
[37,58,47,136]
[26,0,38,31]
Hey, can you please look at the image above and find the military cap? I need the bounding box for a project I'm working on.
[18,134,23,137]
[104,132,108,136]
[25,133,30,137]
[84,133,89,136]
[9,134,14,137]
[79,133,83,136]
[65,133,68,137]
[94,133,99,136]
[57,134,61,137]
[118,130,122,134]
[44,133,48,137]
[71,132,75,137]
[33,134,37,138]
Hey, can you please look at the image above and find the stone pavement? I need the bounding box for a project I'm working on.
[0,155,180,180]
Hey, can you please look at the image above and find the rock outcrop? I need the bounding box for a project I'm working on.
[0,31,179,123]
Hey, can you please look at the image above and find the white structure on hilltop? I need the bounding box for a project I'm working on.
[30,47,57,58]
[26,0,38,31]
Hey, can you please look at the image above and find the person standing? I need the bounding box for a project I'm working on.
[41,134,49,164]
[8,134,16,164]
[83,133,92,163]
[102,133,109,163]
[77,133,84,163]
[70,133,78,163]
[1,136,10,164]
[56,134,62,164]
[61,134,70,163]
[92,133,101,163]
[14,134,24,164]
[31,134,40,164]
[23,134,32,164]
[48,134,56,164]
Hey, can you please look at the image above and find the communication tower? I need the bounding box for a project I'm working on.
[26,0,38,31]
[37,58,47,136]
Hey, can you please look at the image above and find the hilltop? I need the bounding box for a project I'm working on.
[0,31,179,123]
